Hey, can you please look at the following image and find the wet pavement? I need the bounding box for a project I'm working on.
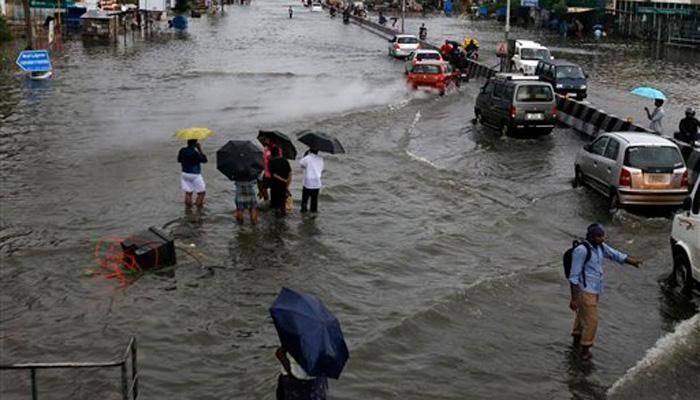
[1,3,699,399]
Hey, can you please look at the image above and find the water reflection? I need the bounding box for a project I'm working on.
[564,346,607,400]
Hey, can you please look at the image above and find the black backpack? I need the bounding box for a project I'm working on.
[563,240,592,287]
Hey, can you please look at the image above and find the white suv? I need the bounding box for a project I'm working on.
[511,40,551,75]
[670,179,700,292]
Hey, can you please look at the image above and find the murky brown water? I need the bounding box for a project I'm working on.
[1,4,699,399]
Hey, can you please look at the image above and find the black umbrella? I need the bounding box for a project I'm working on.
[296,130,346,154]
[257,130,297,160]
[216,140,264,181]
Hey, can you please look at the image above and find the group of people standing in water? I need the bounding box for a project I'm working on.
[177,137,325,224]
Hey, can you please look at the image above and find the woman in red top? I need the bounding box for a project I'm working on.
[258,138,282,201]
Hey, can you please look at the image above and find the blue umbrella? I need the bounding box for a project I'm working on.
[630,87,667,101]
[270,287,349,379]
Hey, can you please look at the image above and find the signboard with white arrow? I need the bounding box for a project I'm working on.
[16,50,52,72]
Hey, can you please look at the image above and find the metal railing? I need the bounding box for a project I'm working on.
[0,336,138,400]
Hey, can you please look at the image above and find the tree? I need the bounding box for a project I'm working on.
[0,15,13,43]
[22,0,33,49]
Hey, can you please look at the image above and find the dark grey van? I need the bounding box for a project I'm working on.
[474,74,557,136]
[535,59,588,100]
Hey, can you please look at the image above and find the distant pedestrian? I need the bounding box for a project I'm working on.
[678,107,699,144]
[269,155,292,217]
[289,6,293,18]
[645,98,665,134]
[418,23,427,40]
[275,347,328,400]
[568,224,642,360]
[234,179,259,224]
[177,139,208,208]
[299,149,324,214]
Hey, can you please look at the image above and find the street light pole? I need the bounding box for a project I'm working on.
[401,0,405,34]
[505,0,510,40]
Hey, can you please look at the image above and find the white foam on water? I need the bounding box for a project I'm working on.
[607,314,700,397]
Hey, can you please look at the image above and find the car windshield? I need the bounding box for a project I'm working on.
[521,48,550,61]
[412,65,441,74]
[624,146,684,170]
[417,52,440,60]
[556,66,585,79]
[398,37,419,44]
[515,85,553,102]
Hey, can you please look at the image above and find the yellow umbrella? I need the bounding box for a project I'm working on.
[175,127,213,141]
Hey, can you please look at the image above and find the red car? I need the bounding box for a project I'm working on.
[407,61,460,95]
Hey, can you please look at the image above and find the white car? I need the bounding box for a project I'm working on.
[404,49,443,73]
[671,179,700,292]
[388,34,420,58]
[511,40,551,75]
[311,2,322,11]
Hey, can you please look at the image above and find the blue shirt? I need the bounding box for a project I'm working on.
[568,241,628,295]
[178,146,207,174]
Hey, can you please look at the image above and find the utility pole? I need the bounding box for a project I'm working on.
[505,0,510,41]
[401,0,405,33]
[22,0,33,49]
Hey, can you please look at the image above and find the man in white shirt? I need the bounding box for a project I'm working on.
[299,149,324,213]
[645,98,665,134]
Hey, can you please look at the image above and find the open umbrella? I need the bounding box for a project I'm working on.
[257,130,297,160]
[216,140,263,181]
[630,87,667,101]
[296,130,346,154]
[269,287,349,379]
[175,127,213,140]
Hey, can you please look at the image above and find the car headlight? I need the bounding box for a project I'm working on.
[556,84,564,89]
[580,85,587,89]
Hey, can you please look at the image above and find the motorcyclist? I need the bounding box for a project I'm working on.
[418,23,427,40]
[378,12,387,26]
[440,40,453,58]
[678,107,700,145]
[342,7,350,23]
[330,6,336,17]
[464,38,479,59]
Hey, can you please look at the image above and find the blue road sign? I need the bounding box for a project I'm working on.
[16,50,52,72]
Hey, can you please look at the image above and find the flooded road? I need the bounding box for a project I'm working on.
[1,3,699,399]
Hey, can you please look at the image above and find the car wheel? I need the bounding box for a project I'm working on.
[572,167,584,188]
[609,189,620,212]
[673,251,694,293]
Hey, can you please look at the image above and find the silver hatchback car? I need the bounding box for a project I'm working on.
[573,132,689,209]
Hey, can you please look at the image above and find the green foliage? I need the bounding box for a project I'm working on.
[0,15,13,43]
[553,0,568,15]
[172,0,191,14]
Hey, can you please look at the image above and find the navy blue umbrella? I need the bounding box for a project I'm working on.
[269,287,349,379]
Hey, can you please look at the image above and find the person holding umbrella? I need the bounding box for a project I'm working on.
[175,127,212,208]
[299,148,324,214]
[270,287,349,400]
[644,98,665,134]
[216,140,265,225]
[296,130,345,215]
[269,154,292,217]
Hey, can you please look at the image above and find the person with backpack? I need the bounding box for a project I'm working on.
[565,224,642,360]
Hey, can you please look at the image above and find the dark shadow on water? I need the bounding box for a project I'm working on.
[564,345,608,400]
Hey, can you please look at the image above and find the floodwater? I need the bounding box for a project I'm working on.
[1,3,699,399]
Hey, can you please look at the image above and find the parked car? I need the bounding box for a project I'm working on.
[535,59,588,100]
[473,73,557,135]
[573,132,689,210]
[404,49,443,74]
[311,2,323,11]
[388,34,420,58]
[510,40,551,75]
[407,61,460,95]
[671,178,700,292]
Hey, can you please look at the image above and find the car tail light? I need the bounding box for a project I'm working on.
[619,168,632,187]
[510,106,517,119]
[551,105,557,118]
[681,170,689,188]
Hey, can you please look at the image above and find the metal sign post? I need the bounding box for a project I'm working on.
[401,0,405,33]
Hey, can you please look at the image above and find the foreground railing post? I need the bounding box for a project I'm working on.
[120,362,128,400]
[30,368,37,400]
[131,338,138,399]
